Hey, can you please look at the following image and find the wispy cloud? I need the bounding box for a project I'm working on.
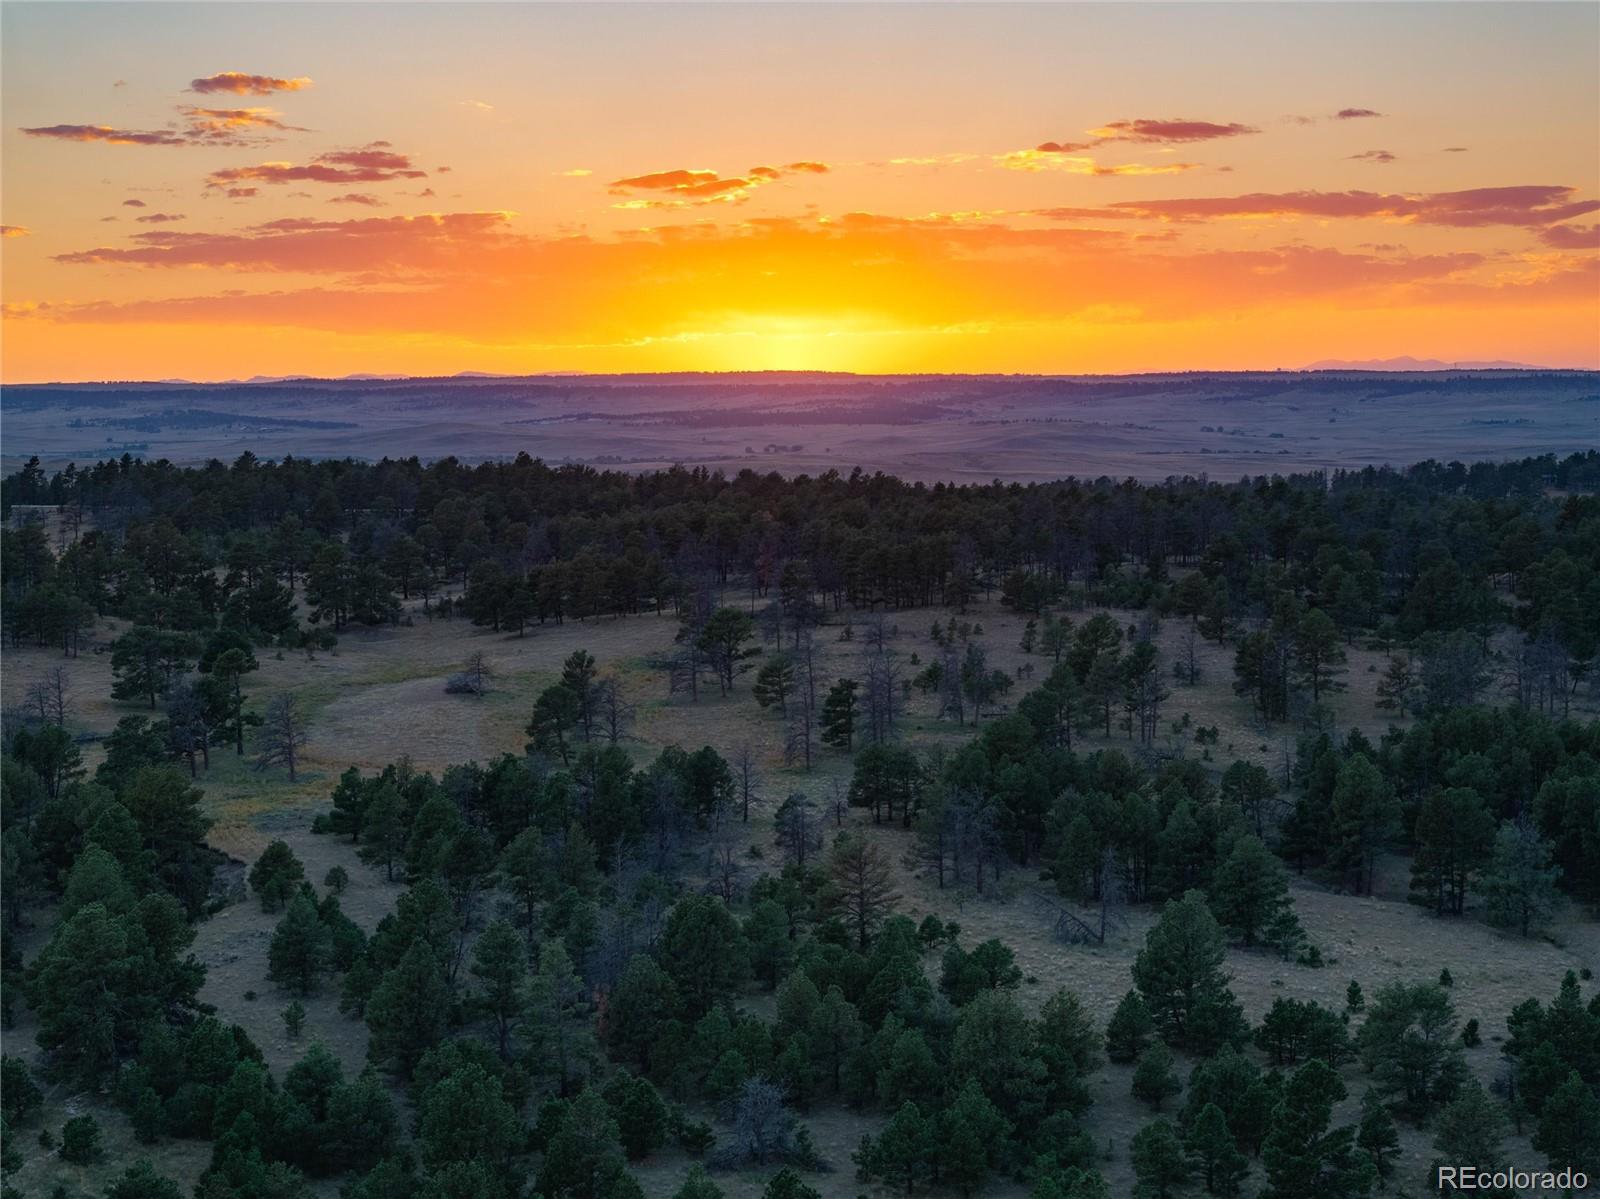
[189,71,312,96]
[206,144,427,189]
[22,124,187,147]
[0,225,30,238]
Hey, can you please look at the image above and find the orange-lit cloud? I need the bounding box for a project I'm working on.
[122,198,147,207]
[52,211,517,272]
[1104,186,1599,228]
[608,161,829,207]
[329,193,385,207]
[189,71,312,96]
[1350,150,1397,164]
[134,212,186,223]
[206,145,427,189]
[1000,149,1200,175]
[1335,108,1384,119]
[22,124,187,146]
[1541,223,1600,250]
[0,226,29,238]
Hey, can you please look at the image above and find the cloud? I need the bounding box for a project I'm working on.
[329,193,385,207]
[1349,150,1397,164]
[0,225,29,238]
[189,72,312,96]
[135,212,186,223]
[1540,223,1599,250]
[1335,108,1384,119]
[206,146,427,188]
[1104,185,1600,228]
[1088,118,1259,143]
[1444,146,1470,153]
[607,160,830,207]
[460,99,495,112]
[999,149,1199,176]
[30,215,1533,351]
[176,105,307,140]
[52,210,520,273]
[122,199,147,208]
[22,124,187,146]
[225,187,258,199]
[560,168,593,177]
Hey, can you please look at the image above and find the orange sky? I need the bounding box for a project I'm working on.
[2,2,1597,381]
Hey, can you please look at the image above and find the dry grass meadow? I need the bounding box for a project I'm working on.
[5,584,1596,1198]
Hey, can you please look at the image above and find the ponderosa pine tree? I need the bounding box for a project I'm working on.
[1209,834,1294,948]
[820,677,860,750]
[1482,814,1563,937]
[1132,890,1248,1054]
[1131,1119,1190,1199]
[1106,989,1155,1064]
[1185,1102,1248,1197]
[249,839,306,912]
[269,889,333,996]
[1260,1059,1374,1199]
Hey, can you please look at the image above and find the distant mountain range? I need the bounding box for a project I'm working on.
[1304,356,1547,371]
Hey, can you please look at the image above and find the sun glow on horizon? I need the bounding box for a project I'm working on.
[1,2,1596,381]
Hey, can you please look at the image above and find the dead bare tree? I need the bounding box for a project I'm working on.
[733,743,761,822]
[862,647,902,745]
[773,792,822,868]
[1043,850,1127,945]
[445,650,491,695]
[26,666,71,727]
[784,630,820,770]
[255,692,310,781]
[596,675,636,744]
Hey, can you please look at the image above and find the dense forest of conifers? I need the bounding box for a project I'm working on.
[2,449,1598,1199]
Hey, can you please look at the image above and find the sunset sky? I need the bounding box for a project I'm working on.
[2,2,1597,381]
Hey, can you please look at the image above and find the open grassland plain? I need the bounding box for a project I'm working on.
[5,370,1598,483]
[4,586,1595,1199]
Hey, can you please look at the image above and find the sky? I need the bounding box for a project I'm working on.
[2,2,1597,381]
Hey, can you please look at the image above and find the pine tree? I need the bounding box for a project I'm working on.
[1131,1119,1190,1199]
[821,678,860,750]
[1106,989,1155,1063]
[1482,815,1563,937]
[366,941,451,1077]
[470,919,527,1061]
[1209,834,1294,947]
[1329,754,1398,895]
[249,840,307,912]
[521,940,592,1096]
[939,1080,1011,1197]
[868,1101,932,1193]
[268,890,333,996]
[746,899,796,988]
[1185,1102,1248,1196]
[1132,891,1248,1054]
[1431,1078,1506,1175]
[1260,1059,1374,1199]
[1133,1042,1182,1112]
[1356,1088,1398,1180]
[753,657,797,716]
[1533,1071,1600,1174]
[1410,787,1495,916]
[359,783,406,881]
